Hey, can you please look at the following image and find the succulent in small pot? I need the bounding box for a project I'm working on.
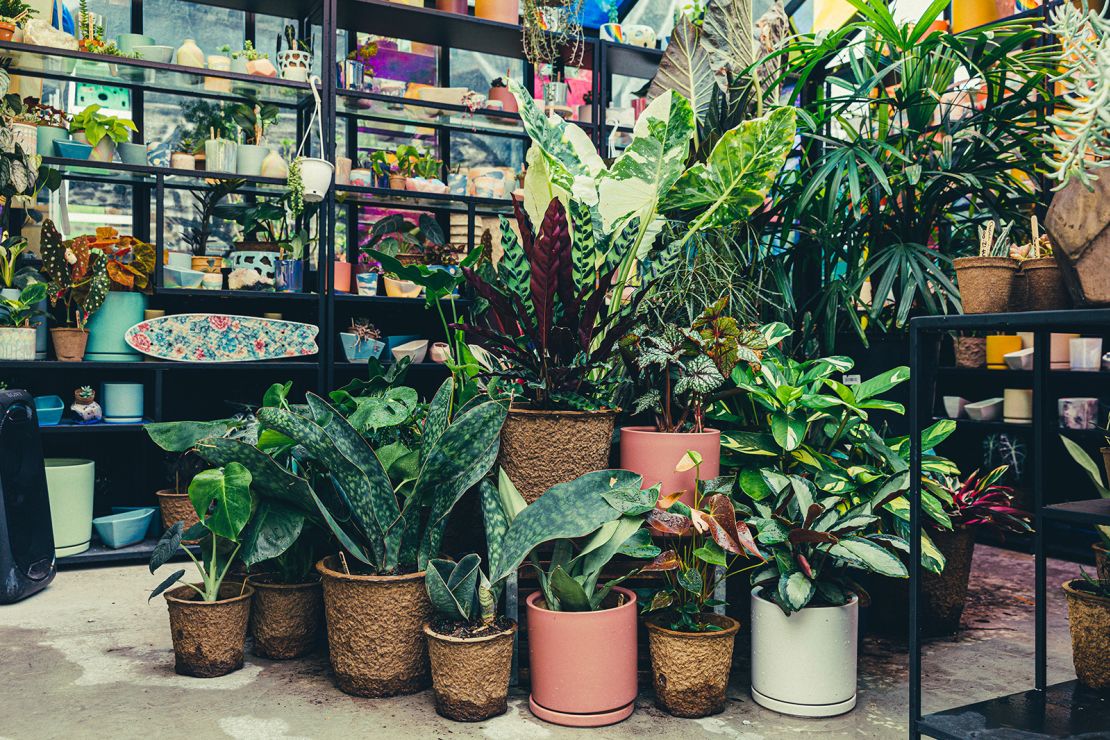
[0,281,46,361]
[147,462,255,678]
[69,104,137,163]
[640,451,764,718]
[423,554,516,722]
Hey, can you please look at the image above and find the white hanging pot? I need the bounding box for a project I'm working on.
[277,49,311,82]
[749,587,859,717]
[299,157,334,202]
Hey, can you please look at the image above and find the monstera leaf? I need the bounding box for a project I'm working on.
[647,17,716,124]
[664,106,796,242]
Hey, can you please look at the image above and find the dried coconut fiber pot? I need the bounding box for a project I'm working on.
[247,576,323,659]
[1062,579,1110,689]
[953,336,986,368]
[498,407,618,502]
[646,614,740,718]
[423,621,517,721]
[1021,257,1070,311]
[1095,543,1110,585]
[164,581,253,677]
[953,256,1018,314]
[316,556,431,697]
[156,490,201,542]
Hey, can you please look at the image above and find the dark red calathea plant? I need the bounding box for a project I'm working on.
[453,197,644,409]
[945,466,1032,533]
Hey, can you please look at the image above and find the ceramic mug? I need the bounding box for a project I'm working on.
[1059,397,1100,429]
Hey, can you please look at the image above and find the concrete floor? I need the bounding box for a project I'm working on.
[0,545,1080,739]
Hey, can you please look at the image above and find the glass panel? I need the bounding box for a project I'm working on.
[142,0,244,53]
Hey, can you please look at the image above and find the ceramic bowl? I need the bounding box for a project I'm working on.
[391,339,429,364]
[942,396,968,419]
[53,139,93,160]
[164,266,204,289]
[384,334,419,355]
[339,332,385,363]
[111,506,160,538]
[93,508,156,549]
[1003,348,1034,371]
[133,45,174,63]
[965,397,1004,422]
[34,395,64,426]
[383,275,421,298]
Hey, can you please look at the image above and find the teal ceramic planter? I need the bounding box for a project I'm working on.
[93,508,155,548]
[85,291,148,361]
[118,142,149,165]
[36,125,69,157]
[45,458,95,557]
[101,382,144,423]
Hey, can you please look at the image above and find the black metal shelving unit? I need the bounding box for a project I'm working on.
[908,309,1110,739]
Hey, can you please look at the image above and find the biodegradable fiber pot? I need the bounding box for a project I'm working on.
[1021,257,1070,311]
[750,587,859,717]
[423,621,517,721]
[953,256,1018,314]
[1062,579,1110,690]
[248,576,324,659]
[156,489,201,532]
[526,588,638,727]
[164,582,254,677]
[620,427,720,507]
[499,407,619,502]
[316,556,432,697]
[50,328,89,362]
[646,614,740,718]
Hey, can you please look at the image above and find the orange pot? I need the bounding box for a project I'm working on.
[487,85,518,113]
[475,0,519,24]
[526,588,638,727]
[0,22,14,42]
[619,426,720,507]
[333,261,352,293]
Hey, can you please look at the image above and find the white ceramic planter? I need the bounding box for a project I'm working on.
[0,326,35,360]
[1003,388,1033,425]
[204,54,232,93]
[277,49,311,81]
[299,157,334,202]
[1069,338,1103,372]
[942,395,967,419]
[45,458,96,557]
[204,138,237,173]
[750,588,858,717]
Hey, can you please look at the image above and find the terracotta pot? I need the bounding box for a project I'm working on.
[1021,257,1070,311]
[487,85,518,113]
[1095,542,1109,585]
[50,328,88,362]
[646,614,739,718]
[475,0,519,24]
[866,526,976,637]
[316,556,431,697]
[436,0,469,12]
[953,256,1018,314]
[388,174,407,190]
[1062,579,1110,690]
[0,21,15,42]
[423,621,517,721]
[619,427,720,507]
[155,489,200,535]
[333,261,352,293]
[526,588,638,727]
[164,581,253,677]
[247,576,324,659]
[498,407,618,502]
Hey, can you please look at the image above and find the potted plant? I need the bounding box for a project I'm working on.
[0,232,47,356]
[618,297,764,507]
[486,75,518,112]
[231,94,278,176]
[1010,217,1068,311]
[69,104,137,163]
[83,229,154,361]
[639,451,764,717]
[171,135,197,170]
[21,97,70,157]
[275,230,308,293]
[0,0,33,41]
[145,420,234,534]
[186,179,241,274]
[230,40,274,76]
[276,24,312,82]
[953,220,1020,314]
[339,318,384,363]
[1063,568,1110,689]
[147,463,255,678]
[0,282,45,360]
[40,221,109,361]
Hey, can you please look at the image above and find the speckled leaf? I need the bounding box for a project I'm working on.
[648,16,715,122]
[239,499,304,567]
[496,214,533,319]
[422,379,453,453]
[146,420,233,452]
[194,437,315,514]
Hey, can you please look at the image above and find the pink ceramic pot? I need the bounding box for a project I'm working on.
[487,85,518,113]
[619,426,721,507]
[333,261,352,293]
[436,0,469,12]
[526,588,637,727]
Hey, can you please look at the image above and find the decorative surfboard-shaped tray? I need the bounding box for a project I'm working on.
[125,313,319,362]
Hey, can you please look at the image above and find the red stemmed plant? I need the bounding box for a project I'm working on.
[945,466,1032,534]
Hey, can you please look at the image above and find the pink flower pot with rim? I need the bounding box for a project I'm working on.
[526,588,638,727]
[619,426,721,507]
[333,261,352,293]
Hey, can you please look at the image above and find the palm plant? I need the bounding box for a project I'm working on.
[758,0,1056,352]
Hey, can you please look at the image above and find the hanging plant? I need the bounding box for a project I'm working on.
[521,0,585,68]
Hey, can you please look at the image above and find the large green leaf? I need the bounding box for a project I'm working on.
[508,78,605,193]
[597,90,695,233]
[195,437,315,514]
[854,366,910,401]
[647,16,715,123]
[146,419,233,452]
[701,0,755,80]
[1061,435,1110,497]
[549,565,592,611]
[239,500,304,567]
[829,536,907,577]
[664,106,797,237]
[188,462,253,542]
[771,410,806,451]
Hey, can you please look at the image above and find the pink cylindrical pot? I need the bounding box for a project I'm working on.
[488,86,518,113]
[619,427,720,507]
[333,261,352,293]
[436,0,469,12]
[526,588,638,727]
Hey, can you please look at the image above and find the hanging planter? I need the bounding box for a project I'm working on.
[290,77,334,203]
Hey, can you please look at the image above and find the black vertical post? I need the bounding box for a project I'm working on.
[908,319,923,739]
[154,173,164,289]
[1033,328,1048,692]
[321,0,337,396]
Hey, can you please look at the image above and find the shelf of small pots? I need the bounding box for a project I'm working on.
[85,230,155,362]
[639,451,762,718]
[147,464,255,678]
[486,469,659,727]
[0,282,45,361]
[40,220,109,361]
[69,103,137,163]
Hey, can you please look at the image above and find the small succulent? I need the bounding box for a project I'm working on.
[426,554,495,627]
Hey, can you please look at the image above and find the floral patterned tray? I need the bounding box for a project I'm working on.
[124,314,319,362]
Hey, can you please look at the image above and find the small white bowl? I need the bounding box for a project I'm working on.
[965,398,1004,422]
[942,396,968,419]
[1003,348,1034,371]
[391,339,428,364]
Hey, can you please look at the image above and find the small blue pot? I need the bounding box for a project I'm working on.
[111,506,161,537]
[93,508,155,549]
[54,139,93,160]
[275,258,304,293]
[34,395,64,426]
[340,332,385,363]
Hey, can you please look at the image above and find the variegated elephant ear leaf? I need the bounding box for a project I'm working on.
[507,78,606,190]
[648,16,715,124]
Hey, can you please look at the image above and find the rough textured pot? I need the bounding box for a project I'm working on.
[499,407,618,502]
[526,588,637,726]
[953,336,986,368]
[646,614,740,718]
[50,328,88,362]
[619,427,720,507]
[388,174,407,190]
[750,588,859,717]
[1094,542,1109,584]
[248,576,324,659]
[475,0,519,23]
[164,582,253,677]
[156,489,200,532]
[954,256,1018,314]
[1021,257,1070,311]
[423,621,516,721]
[316,556,431,697]
[236,144,269,176]
[1062,579,1110,690]
[84,291,147,361]
[0,327,35,360]
[44,458,95,557]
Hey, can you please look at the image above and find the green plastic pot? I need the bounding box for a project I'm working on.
[84,291,148,361]
[45,458,95,557]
